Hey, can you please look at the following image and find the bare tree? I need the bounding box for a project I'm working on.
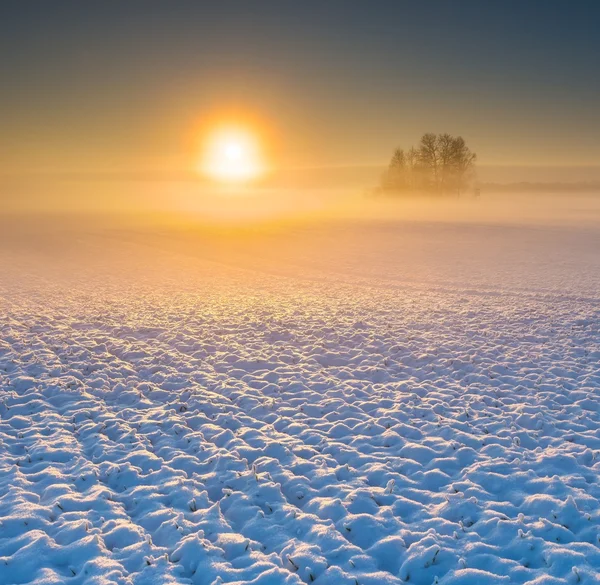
[448,136,477,195]
[405,147,421,190]
[418,133,441,191]
[381,133,476,195]
[382,148,406,191]
[436,133,455,192]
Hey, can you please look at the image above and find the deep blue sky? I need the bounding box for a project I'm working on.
[1,0,599,173]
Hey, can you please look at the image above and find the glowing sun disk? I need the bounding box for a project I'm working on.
[201,128,265,182]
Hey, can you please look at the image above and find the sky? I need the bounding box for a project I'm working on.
[1,0,599,177]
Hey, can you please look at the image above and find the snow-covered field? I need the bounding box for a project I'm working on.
[1,210,600,585]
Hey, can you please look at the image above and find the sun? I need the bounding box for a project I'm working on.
[200,127,265,183]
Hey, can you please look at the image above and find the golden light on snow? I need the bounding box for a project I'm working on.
[200,126,266,183]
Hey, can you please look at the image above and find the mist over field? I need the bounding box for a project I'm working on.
[2,173,599,307]
[4,163,600,225]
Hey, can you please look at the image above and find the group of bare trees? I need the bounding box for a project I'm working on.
[381,133,476,195]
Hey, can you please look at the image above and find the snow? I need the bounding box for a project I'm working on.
[1,213,600,585]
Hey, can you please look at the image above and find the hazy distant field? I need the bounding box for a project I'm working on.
[1,196,600,584]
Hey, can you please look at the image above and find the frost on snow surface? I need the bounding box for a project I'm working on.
[1,220,600,585]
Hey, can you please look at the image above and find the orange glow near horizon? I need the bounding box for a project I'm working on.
[199,125,267,183]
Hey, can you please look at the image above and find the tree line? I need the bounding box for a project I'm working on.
[381,133,476,195]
